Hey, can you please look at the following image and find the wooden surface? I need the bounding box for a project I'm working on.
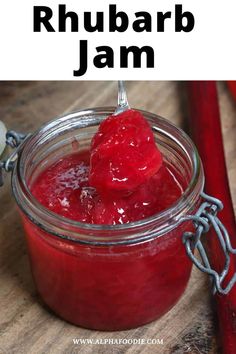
[0,81,235,354]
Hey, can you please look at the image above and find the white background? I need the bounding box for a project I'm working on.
[0,0,235,80]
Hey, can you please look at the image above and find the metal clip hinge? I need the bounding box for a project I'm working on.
[182,192,236,295]
[0,130,29,187]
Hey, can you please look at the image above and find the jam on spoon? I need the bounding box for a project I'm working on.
[89,81,162,195]
[89,81,163,194]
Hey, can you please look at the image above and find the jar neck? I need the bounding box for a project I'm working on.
[12,107,204,245]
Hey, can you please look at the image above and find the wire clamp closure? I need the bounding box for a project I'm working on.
[0,130,29,186]
[182,192,236,295]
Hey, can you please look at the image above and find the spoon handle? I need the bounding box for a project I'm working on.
[114,81,130,115]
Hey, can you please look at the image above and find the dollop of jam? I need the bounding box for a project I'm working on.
[89,109,163,194]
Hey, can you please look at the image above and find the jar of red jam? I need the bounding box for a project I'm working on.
[5,108,205,330]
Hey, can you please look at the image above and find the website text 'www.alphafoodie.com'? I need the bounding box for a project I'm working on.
[72,338,164,345]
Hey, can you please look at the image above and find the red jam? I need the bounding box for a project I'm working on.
[31,152,182,225]
[21,110,193,330]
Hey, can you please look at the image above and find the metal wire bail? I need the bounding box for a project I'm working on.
[182,192,236,295]
[0,130,28,186]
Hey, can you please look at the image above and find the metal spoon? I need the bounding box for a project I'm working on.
[113,81,130,115]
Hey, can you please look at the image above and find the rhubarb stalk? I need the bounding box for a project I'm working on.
[187,81,236,354]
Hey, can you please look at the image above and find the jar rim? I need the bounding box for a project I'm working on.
[12,107,204,243]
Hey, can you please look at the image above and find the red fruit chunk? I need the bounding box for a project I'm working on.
[89,109,163,194]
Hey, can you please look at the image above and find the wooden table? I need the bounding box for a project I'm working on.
[0,81,235,354]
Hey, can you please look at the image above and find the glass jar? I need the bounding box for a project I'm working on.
[11,108,204,330]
